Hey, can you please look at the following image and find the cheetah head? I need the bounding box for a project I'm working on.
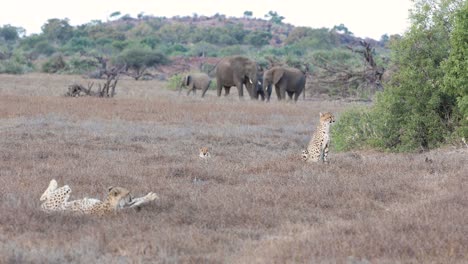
[106,186,133,209]
[199,147,211,159]
[319,112,335,124]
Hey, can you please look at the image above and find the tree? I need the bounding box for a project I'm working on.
[442,0,468,137]
[372,0,464,150]
[334,0,465,151]
[41,18,73,44]
[379,34,390,45]
[243,11,253,18]
[332,24,353,35]
[264,11,285,24]
[246,31,272,47]
[109,11,121,19]
[114,47,168,80]
[0,25,25,43]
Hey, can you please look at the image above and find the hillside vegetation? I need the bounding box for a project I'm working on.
[0,12,389,98]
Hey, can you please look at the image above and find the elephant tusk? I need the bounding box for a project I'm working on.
[257,81,261,85]
[249,78,253,84]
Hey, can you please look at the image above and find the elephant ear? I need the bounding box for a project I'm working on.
[272,69,284,84]
[185,75,191,86]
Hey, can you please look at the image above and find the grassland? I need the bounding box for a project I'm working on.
[0,73,466,263]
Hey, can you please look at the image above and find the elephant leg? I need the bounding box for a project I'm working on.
[279,85,287,100]
[260,90,265,101]
[224,86,231,96]
[201,87,208,98]
[275,85,281,100]
[186,88,191,96]
[236,82,244,97]
[294,90,302,101]
[217,82,223,97]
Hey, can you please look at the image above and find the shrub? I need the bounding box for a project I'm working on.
[167,73,184,91]
[442,0,468,139]
[68,56,99,74]
[0,52,34,74]
[0,60,25,74]
[189,42,219,57]
[333,0,466,152]
[42,55,67,73]
[332,107,376,151]
[34,40,56,56]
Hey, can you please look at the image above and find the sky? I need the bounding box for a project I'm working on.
[0,0,413,40]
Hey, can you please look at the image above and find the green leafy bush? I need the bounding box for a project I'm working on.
[332,107,376,151]
[68,56,99,74]
[442,0,468,139]
[42,55,67,73]
[0,60,25,74]
[167,74,183,91]
[34,40,56,56]
[333,0,466,152]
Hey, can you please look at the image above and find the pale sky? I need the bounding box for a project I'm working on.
[1,0,412,39]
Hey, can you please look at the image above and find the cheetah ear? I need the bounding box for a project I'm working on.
[319,112,323,117]
[108,187,121,196]
[108,186,120,196]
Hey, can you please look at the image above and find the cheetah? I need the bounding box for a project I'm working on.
[199,147,211,159]
[302,112,336,163]
[40,179,159,215]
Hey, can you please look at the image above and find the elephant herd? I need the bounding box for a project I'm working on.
[178,56,306,102]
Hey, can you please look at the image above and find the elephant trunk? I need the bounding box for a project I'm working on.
[262,78,272,102]
[245,74,257,99]
[266,84,272,102]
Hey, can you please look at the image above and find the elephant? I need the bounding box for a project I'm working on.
[253,72,272,101]
[179,73,212,97]
[263,66,306,101]
[215,56,258,99]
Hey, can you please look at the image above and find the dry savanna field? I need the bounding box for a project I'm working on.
[0,73,467,263]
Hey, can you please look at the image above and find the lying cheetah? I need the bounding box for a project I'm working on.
[40,179,158,215]
[302,112,336,163]
[199,147,211,159]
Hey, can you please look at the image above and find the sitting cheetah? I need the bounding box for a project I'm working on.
[40,179,159,215]
[302,112,336,163]
[199,147,211,159]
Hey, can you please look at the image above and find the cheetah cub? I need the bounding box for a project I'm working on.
[199,147,211,159]
[40,179,159,215]
[302,112,335,163]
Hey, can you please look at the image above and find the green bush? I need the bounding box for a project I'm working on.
[0,60,25,74]
[114,46,168,70]
[442,0,468,139]
[0,51,34,74]
[332,107,376,151]
[333,0,466,152]
[68,56,98,74]
[167,74,183,91]
[63,37,94,53]
[219,45,248,56]
[42,55,67,73]
[34,40,56,56]
[189,42,219,57]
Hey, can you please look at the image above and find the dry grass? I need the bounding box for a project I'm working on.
[0,73,466,263]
